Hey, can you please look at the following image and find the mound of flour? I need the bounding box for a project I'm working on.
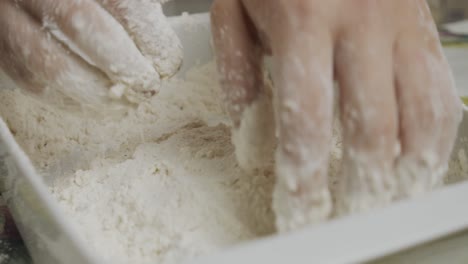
[0,61,466,264]
[0,62,277,264]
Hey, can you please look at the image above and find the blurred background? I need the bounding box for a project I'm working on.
[429,0,468,24]
[163,0,213,16]
[162,0,468,47]
[163,0,468,25]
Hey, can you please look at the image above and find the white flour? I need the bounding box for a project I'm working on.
[0,62,276,264]
[0,63,468,263]
[0,61,467,263]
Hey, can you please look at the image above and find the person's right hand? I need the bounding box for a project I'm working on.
[211,0,463,232]
[0,0,182,111]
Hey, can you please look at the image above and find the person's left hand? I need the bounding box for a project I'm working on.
[0,0,182,111]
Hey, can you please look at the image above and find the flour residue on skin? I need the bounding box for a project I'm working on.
[48,2,161,105]
[8,0,182,112]
[231,92,276,173]
[101,0,183,78]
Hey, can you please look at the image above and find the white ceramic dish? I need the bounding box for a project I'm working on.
[0,13,468,264]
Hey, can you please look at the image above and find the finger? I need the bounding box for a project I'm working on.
[271,30,335,230]
[0,1,122,112]
[394,32,463,198]
[211,0,275,172]
[17,0,160,103]
[95,0,183,78]
[211,0,263,124]
[335,31,399,215]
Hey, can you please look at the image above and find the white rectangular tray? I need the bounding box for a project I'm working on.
[1,13,467,264]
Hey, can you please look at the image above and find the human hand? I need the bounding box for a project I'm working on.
[0,0,182,111]
[211,0,463,232]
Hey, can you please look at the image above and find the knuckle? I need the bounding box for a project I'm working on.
[345,107,398,152]
[418,94,461,134]
[210,0,232,18]
[210,0,222,16]
[348,107,396,137]
[414,54,462,130]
